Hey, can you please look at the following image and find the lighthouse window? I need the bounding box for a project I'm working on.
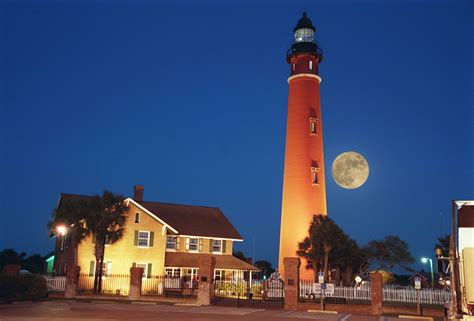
[309,117,317,135]
[309,61,313,70]
[311,167,319,185]
[295,28,314,43]
[292,63,295,71]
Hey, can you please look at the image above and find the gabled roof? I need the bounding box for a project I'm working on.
[137,200,242,240]
[56,193,243,240]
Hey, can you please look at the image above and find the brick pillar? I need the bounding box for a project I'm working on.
[129,267,144,300]
[283,257,300,310]
[197,255,216,306]
[370,271,383,315]
[64,266,80,299]
[2,264,21,276]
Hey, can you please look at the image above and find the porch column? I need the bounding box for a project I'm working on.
[64,266,80,299]
[283,257,300,310]
[129,267,144,300]
[197,255,216,306]
[370,271,383,315]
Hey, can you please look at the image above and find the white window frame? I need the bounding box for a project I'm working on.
[212,239,222,253]
[166,236,177,251]
[138,231,150,247]
[165,267,181,278]
[187,238,199,252]
[136,262,148,278]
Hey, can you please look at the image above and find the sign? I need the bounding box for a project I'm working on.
[414,276,422,290]
[325,283,335,295]
[312,283,321,294]
[318,272,324,284]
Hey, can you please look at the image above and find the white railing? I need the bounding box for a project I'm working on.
[299,283,371,301]
[43,275,66,293]
[383,287,450,305]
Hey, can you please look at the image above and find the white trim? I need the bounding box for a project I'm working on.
[125,198,178,233]
[455,200,474,208]
[177,234,243,242]
[287,73,322,84]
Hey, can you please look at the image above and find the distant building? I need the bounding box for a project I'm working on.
[51,185,257,280]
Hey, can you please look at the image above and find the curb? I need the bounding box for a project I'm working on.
[308,309,338,314]
[399,316,433,320]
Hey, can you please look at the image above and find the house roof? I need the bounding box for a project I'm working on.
[165,252,258,271]
[137,201,242,240]
[57,193,243,240]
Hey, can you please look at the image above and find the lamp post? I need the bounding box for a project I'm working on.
[421,257,434,288]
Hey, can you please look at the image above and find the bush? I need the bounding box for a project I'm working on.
[0,274,48,303]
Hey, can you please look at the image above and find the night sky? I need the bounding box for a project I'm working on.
[1,0,472,271]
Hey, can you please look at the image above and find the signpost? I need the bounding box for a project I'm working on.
[414,276,422,315]
[318,272,324,284]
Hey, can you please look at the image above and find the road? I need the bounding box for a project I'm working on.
[0,301,440,321]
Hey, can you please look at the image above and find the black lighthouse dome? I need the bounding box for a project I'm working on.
[293,12,315,32]
[287,12,322,62]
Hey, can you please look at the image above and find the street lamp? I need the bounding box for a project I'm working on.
[55,225,68,236]
[421,257,434,288]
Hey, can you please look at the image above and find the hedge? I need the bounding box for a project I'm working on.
[0,273,48,303]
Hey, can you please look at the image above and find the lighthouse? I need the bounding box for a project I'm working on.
[278,12,327,280]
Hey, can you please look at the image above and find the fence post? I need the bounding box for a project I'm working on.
[64,266,80,299]
[197,255,216,305]
[129,267,144,301]
[283,257,300,310]
[369,271,383,315]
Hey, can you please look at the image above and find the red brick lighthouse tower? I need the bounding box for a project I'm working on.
[279,13,327,280]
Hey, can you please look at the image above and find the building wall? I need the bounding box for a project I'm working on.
[171,237,233,255]
[54,202,237,277]
[77,203,167,276]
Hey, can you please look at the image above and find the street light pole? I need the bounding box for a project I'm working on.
[421,257,434,288]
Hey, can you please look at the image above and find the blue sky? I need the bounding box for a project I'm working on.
[1,0,472,271]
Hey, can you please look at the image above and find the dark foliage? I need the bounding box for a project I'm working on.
[0,274,48,302]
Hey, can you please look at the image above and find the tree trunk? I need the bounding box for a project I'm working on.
[342,265,353,286]
[93,239,104,293]
[98,241,106,293]
[323,252,329,283]
[323,242,331,283]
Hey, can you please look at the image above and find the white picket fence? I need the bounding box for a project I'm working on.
[299,283,450,306]
[383,287,450,305]
[300,283,371,301]
[43,275,66,293]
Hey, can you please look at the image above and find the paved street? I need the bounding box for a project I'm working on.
[0,301,441,321]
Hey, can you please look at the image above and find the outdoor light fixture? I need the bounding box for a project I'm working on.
[56,225,68,236]
[421,257,434,288]
[355,276,362,284]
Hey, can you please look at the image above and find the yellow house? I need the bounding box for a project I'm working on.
[52,185,257,281]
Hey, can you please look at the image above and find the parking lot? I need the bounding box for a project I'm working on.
[0,301,441,321]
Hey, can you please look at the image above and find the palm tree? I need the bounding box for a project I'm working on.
[86,191,128,293]
[48,190,128,293]
[297,215,350,282]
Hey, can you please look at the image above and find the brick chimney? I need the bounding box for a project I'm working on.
[133,185,144,202]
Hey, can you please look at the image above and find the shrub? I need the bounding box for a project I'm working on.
[0,274,48,302]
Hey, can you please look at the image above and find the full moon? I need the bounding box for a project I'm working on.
[332,151,369,189]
